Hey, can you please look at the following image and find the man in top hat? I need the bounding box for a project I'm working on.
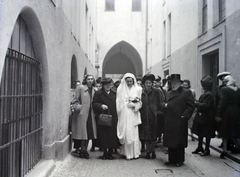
[160,74,195,167]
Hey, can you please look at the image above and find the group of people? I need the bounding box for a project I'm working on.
[69,71,240,167]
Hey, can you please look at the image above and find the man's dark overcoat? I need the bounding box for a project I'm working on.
[139,88,164,141]
[92,88,119,149]
[161,87,195,148]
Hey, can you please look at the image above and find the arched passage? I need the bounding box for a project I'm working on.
[102,41,143,80]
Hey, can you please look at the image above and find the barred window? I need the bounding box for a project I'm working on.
[105,0,115,11]
[132,0,141,11]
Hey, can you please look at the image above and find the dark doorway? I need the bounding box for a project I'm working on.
[202,50,219,94]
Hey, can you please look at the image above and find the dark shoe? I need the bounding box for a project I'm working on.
[220,151,227,159]
[192,147,204,154]
[146,153,150,159]
[164,161,173,165]
[176,163,183,167]
[108,154,113,160]
[79,151,84,158]
[72,149,80,155]
[231,148,240,153]
[84,152,89,159]
[152,152,156,159]
[90,147,95,152]
[200,149,210,156]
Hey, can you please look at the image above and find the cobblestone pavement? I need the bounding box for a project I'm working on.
[49,137,240,177]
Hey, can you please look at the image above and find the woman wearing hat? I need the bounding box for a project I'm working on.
[161,74,195,167]
[192,76,216,156]
[92,77,119,160]
[139,74,165,159]
[116,73,142,160]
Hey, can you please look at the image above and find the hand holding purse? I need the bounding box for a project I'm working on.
[98,109,112,127]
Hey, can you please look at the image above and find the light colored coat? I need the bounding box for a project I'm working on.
[72,85,97,140]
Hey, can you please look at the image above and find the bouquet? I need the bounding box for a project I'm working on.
[128,97,141,103]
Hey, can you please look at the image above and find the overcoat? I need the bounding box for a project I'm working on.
[161,87,195,148]
[192,90,216,138]
[92,88,119,149]
[139,88,164,141]
[217,86,240,138]
[72,85,97,140]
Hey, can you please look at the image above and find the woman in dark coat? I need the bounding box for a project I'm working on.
[161,74,195,167]
[192,76,216,156]
[140,74,165,159]
[216,75,240,158]
[92,77,119,160]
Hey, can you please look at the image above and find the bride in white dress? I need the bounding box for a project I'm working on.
[116,73,142,160]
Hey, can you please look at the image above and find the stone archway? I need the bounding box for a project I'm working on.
[102,41,143,80]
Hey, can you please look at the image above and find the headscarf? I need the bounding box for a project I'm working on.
[116,73,139,113]
[224,75,238,91]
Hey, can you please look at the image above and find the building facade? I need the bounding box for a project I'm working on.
[148,0,240,97]
[0,0,98,176]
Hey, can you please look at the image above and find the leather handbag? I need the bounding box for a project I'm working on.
[98,110,112,127]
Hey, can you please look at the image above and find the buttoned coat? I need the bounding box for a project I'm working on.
[161,87,195,148]
[92,88,119,148]
[72,85,97,140]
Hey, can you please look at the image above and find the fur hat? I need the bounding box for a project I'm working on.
[201,75,213,87]
[142,74,155,84]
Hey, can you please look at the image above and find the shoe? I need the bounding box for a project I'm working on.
[152,152,156,159]
[192,147,204,154]
[220,151,227,159]
[84,152,89,159]
[176,163,183,167]
[164,161,172,165]
[108,154,113,160]
[146,153,150,159]
[79,151,84,158]
[72,149,80,155]
[90,147,95,152]
[200,149,210,156]
[231,148,240,153]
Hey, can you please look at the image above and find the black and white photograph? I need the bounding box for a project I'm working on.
[0,0,240,176]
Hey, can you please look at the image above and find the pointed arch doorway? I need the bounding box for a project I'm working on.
[102,41,143,81]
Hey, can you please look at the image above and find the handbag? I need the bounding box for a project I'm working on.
[98,110,112,127]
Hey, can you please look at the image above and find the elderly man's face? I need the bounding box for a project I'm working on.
[171,81,181,91]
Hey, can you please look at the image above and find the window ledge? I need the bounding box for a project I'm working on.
[213,19,226,28]
[198,31,207,38]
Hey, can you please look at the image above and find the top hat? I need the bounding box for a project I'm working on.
[142,74,155,84]
[101,77,113,85]
[170,74,181,82]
